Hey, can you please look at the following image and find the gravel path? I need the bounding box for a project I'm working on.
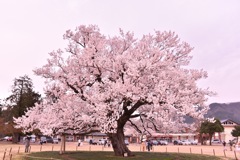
[0,141,239,160]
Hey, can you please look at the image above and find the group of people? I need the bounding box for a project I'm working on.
[78,139,111,147]
[140,140,153,152]
[222,140,240,151]
[103,139,111,147]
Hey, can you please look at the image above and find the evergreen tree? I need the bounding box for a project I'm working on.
[231,126,240,142]
[200,118,224,145]
[1,75,41,143]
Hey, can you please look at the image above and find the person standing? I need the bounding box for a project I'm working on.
[104,140,107,147]
[89,139,93,145]
[222,141,227,151]
[141,140,146,152]
[24,136,31,153]
[229,140,233,151]
[146,140,151,151]
[107,140,111,147]
[78,139,81,146]
[235,142,240,152]
[149,140,153,151]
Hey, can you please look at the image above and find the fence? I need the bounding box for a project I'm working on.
[1,143,240,160]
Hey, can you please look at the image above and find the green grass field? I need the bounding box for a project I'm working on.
[15,151,223,160]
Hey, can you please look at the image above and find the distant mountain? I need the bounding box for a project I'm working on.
[205,102,240,124]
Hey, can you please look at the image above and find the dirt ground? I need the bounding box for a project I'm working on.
[0,141,239,160]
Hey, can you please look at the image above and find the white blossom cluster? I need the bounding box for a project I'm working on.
[206,117,216,123]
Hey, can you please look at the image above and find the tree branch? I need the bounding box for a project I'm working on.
[128,119,142,134]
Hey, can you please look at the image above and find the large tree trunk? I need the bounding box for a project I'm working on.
[209,134,213,146]
[60,134,66,154]
[108,127,134,157]
[200,133,203,145]
[12,132,20,143]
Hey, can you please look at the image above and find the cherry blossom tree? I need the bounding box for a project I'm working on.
[15,25,212,156]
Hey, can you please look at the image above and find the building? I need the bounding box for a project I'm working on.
[148,132,198,143]
[84,132,108,142]
[219,119,239,142]
[58,119,240,144]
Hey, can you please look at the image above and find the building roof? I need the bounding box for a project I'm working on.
[87,132,107,136]
[86,132,132,137]
[220,119,239,125]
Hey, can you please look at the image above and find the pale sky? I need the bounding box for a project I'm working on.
[0,0,239,104]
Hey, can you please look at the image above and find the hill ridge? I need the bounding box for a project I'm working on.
[205,102,240,124]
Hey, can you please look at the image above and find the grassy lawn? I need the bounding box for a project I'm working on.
[14,151,223,160]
